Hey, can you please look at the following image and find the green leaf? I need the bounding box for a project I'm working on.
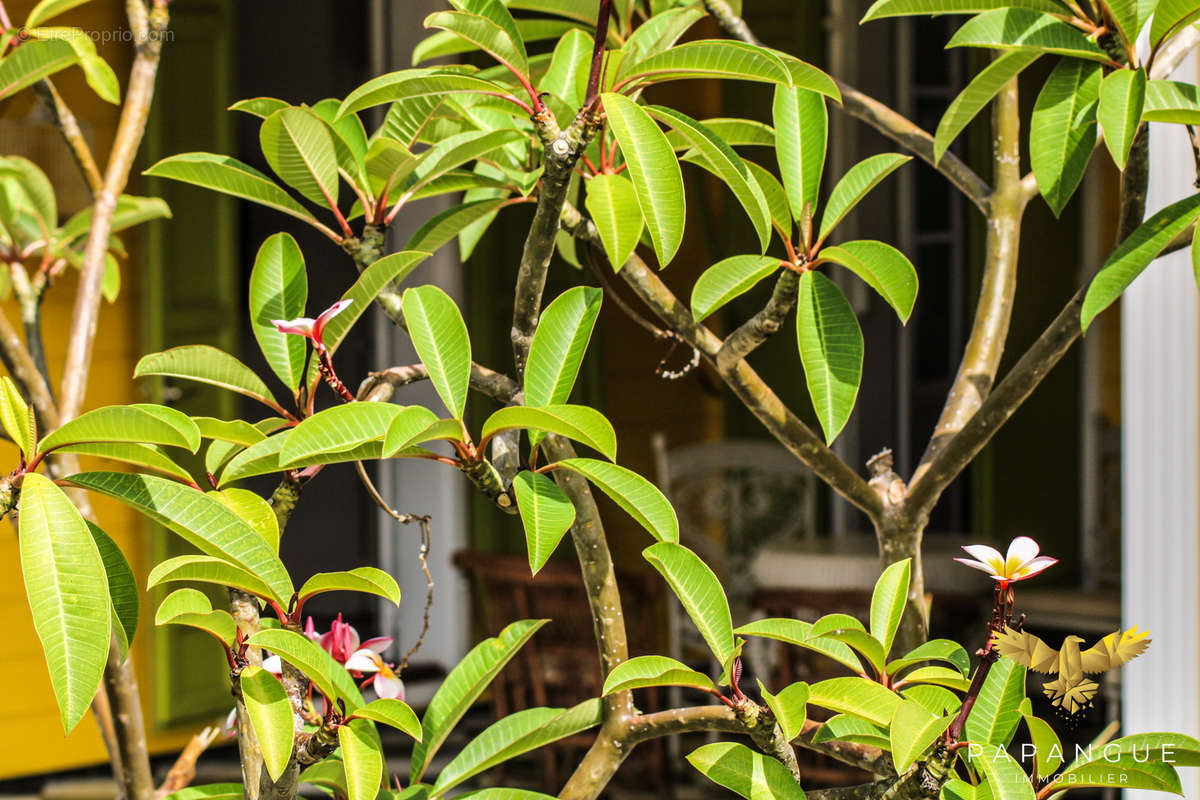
[644,541,735,669]
[512,470,576,574]
[602,655,716,695]
[585,173,644,270]
[539,27,592,106]
[298,567,401,607]
[967,749,1036,800]
[311,97,370,192]
[887,639,970,677]
[279,402,401,467]
[260,107,341,209]
[889,699,954,772]
[26,0,92,27]
[1082,193,1200,329]
[148,554,278,601]
[0,154,56,233]
[250,233,308,391]
[812,714,890,748]
[901,665,970,691]
[869,558,910,655]
[647,106,771,250]
[602,93,685,267]
[154,589,238,647]
[56,441,195,484]
[40,404,201,455]
[410,619,548,783]
[690,255,781,322]
[483,405,616,460]
[621,40,839,100]
[861,0,1065,21]
[144,153,321,229]
[18,473,110,734]
[402,286,472,419]
[773,86,827,224]
[1150,0,1200,47]
[964,656,1026,745]
[30,27,118,104]
[135,345,280,410]
[668,117,776,151]
[1142,79,1200,123]
[934,51,1040,164]
[1018,699,1063,777]
[416,17,573,65]
[1030,58,1102,216]
[525,286,602,408]
[57,194,171,245]
[623,7,706,62]
[946,9,1109,61]
[240,666,294,782]
[903,685,961,716]
[432,700,603,795]
[426,8,528,78]
[229,96,290,118]
[0,376,31,456]
[407,198,510,255]
[348,698,422,740]
[0,38,79,101]
[338,69,510,120]
[248,628,366,709]
[1099,68,1146,171]
[734,618,862,673]
[759,680,809,742]
[808,677,902,726]
[686,741,805,800]
[65,471,293,604]
[815,628,886,675]
[382,407,443,455]
[1056,757,1183,795]
[1105,0,1156,47]
[194,418,267,447]
[340,719,384,800]
[87,522,138,658]
[796,270,864,444]
[744,160,793,239]
[820,240,918,323]
[554,458,678,543]
[210,488,279,551]
[817,153,911,243]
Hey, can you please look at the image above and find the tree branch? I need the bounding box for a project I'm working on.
[716,269,799,371]
[906,124,1151,517]
[59,0,169,422]
[35,79,103,195]
[911,73,1027,492]
[701,0,992,215]
[561,205,882,519]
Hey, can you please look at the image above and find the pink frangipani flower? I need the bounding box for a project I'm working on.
[271,298,352,346]
[954,536,1057,586]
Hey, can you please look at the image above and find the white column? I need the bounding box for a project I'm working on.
[371,0,470,706]
[1121,50,1200,800]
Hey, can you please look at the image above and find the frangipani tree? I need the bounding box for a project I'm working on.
[3,1,1200,800]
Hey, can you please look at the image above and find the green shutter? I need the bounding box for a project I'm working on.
[141,0,239,727]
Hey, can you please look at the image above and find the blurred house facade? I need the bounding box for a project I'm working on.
[0,0,1194,786]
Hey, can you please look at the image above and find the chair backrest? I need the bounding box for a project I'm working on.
[452,550,662,705]
[652,435,818,593]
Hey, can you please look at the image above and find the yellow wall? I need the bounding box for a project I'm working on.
[0,1,219,779]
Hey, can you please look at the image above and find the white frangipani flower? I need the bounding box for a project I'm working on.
[954,536,1057,585]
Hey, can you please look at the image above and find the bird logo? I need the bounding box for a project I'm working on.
[991,626,1150,715]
